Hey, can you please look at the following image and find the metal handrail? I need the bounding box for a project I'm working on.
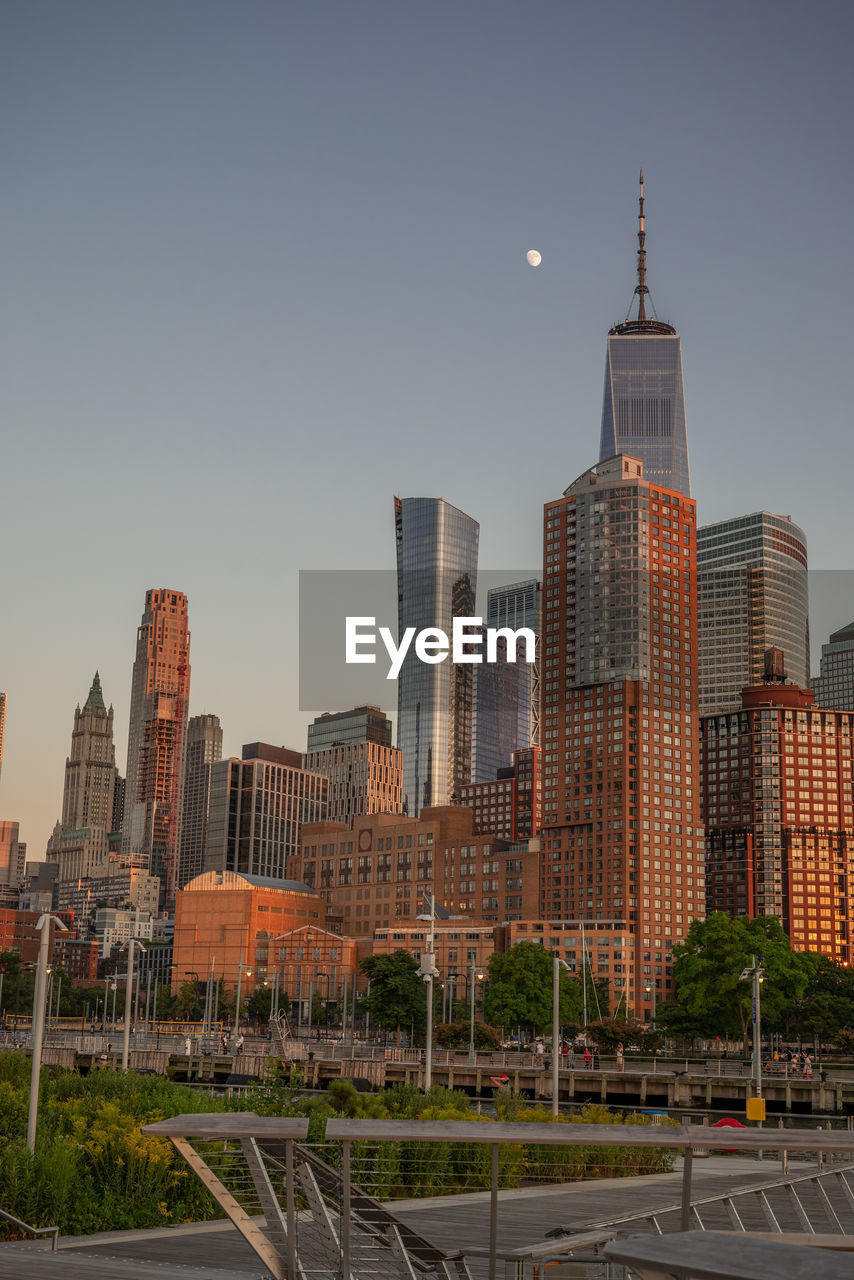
[0,1205,59,1250]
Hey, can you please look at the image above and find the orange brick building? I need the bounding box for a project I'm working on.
[172,869,327,994]
[271,924,358,1007]
[292,807,539,936]
[702,675,854,963]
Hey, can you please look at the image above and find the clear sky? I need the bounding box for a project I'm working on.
[3,0,854,859]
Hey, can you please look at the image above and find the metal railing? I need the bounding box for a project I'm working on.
[0,1205,59,1250]
[143,1112,854,1280]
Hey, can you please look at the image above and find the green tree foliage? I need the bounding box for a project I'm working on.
[786,952,854,1045]
[482,941,583,1036]
[584,1016,661,1054]
[666,914,808,1050]
[246,986,273,1022]
[361,950,426,1040]
[434,1021,500,1050]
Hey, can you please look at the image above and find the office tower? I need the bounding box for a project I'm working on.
[0,692,5,785]
[472,579,542,783]
[702,656,854,964]
[206,743,328,880]
[305,706,403,825]
[458,746,542,841]
[122,588,191,905]
[307,705,392,752]
[395,496,479,816]
[176,714,223,891]
[812,621,854,710]
[599,173,690,497]
[697,512,809,716]
[60,673,119,831]
[0,823,26,903]
[539,454,704,1020]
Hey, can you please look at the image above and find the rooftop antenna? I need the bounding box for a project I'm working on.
[635,168,648,322]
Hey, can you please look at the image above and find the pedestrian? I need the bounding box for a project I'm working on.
[561,1042,570,1069]
[220,1032,228,1054]
[583,1046,592,1070]
[616,1042,624,1072]
[535,1040,544,1060]
[236,1032,245,1056]
[802,1053,813,1079]
[593,1046,600,1070]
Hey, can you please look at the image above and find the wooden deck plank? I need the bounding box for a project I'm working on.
[0,1245,265,1279]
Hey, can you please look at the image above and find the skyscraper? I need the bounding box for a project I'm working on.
[122,588,191,905]
[539,454,704,1019]
[206,743,328,880]
[394,497,479,815]
[0,692,5,786]
[47,674,119,888]
[177,713,223,891]
[60,673,118,831]
[472,579,541,783]
[305,706,403,825]
[697,512,809,715]
[812,621,854,710]
[599,173,690,497]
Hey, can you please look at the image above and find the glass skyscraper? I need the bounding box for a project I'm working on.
[697,512,810,715]
[394,496,479,815]
[812,621,854,710]
[472,578,541,783]
[599,173,691,497]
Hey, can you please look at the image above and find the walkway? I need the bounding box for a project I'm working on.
[0,1155,793,1279]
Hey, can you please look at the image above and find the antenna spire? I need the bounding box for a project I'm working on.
[635,167,648,321]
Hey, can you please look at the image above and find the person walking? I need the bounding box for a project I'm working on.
[802,1053,813,1079]
[583,1046,592,1070]
[236,1032,245,1056]
[616,1042,624,1072]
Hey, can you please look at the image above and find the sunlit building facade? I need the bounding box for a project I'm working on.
[812,621,854,711]
[122,588,191,905]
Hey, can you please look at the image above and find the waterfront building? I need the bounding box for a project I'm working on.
[472,579,541,783]
[293,806,539,936]
[702,657,854,963]
[458,747,542,842]
[172,868,326,993]
[539,453,703,1020]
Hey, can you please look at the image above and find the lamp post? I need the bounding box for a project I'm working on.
[467,961,484,1065]
[644,979,657,1028]
[27,913,68,1152]
[740,955,765,1101]
[121,938,147,1071]
[234,951,251,1045]
[552,955,572,1118]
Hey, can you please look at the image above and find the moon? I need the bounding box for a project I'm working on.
[526,249,542,267]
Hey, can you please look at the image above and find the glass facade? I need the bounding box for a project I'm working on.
[599,333,691,498]
[472,579,541,783]
[697,512,809,715]
[394,497,479,815]
[812,622,854,710]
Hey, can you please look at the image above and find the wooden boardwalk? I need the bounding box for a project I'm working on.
[0,1157,786,1279]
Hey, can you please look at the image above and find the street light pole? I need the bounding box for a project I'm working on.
[645,979,657,1027]
[122,938,146,1071]
[27,913,67,1152]
[467,961,483,1065]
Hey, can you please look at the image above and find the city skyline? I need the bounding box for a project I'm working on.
[3,2,854,859]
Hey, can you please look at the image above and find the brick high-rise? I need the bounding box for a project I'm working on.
[702,660,854,964]
[539,453,704,1019]
[122,589,191,905]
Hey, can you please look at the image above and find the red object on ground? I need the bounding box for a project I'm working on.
[712,1116,746,1152]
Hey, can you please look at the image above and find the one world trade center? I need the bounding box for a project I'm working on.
[599,171,690,497]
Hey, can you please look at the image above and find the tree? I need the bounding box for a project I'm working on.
[669,913,808,1051]
[247,986,273,1022]
[435,1021,500,1050]
[786,952,854,1047]
[361,950,426,1042]
[482,941,583,1037]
